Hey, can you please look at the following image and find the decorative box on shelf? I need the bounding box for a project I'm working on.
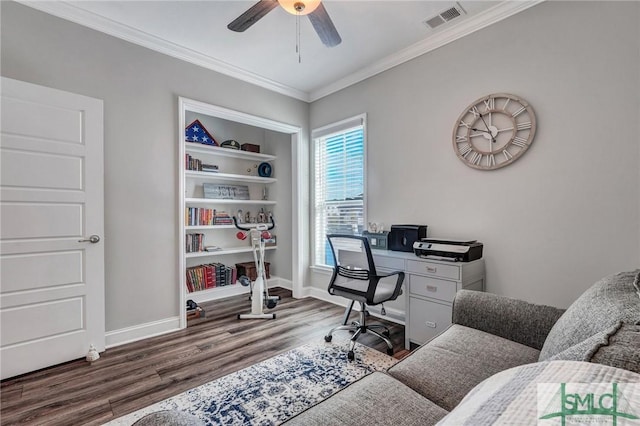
[241,143,260,153]
[236,261,270,281]
[362,231,389,250]
[187,307,205,320]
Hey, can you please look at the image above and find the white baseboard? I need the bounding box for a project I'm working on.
[104,282,402,349]
[105,316,181,349]
[306,287,405,325]
[271,276,292,291]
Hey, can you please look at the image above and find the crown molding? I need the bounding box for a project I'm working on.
[308,0,544,102]
[17,0,311,102]
[19,0,543,104]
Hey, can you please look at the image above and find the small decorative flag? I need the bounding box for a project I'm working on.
[185,119,217,146]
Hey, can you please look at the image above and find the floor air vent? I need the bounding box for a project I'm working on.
[423,3,466,29]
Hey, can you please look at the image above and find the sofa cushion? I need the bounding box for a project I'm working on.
[539,270,640,361]
[388,324,540,411]
[436,360,640,425]
[283,371,448,425]
[452,290,565,350]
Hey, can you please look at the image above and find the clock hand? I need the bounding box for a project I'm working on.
[478,114,496,143]
[471,128,490,133]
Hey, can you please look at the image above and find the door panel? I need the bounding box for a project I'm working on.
[2,203,83,239]
[2,96,83,143]
[0,77,104,380]
[1,251,83,292]
[1,148,83,189]
[1,298,84,346]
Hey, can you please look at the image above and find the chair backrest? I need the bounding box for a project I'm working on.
[326,234,378,303]
[326,234,405,305]
[326,234,377,280]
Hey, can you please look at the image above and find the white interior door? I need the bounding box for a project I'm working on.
[0,77,105,380]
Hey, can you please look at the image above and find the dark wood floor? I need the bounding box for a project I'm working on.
[1,288,405,425]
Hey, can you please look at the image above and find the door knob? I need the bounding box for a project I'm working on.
[78,235,100,243]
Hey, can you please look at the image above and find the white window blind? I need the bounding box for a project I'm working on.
[312,115,366,267]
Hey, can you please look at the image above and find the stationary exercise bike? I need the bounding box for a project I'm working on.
[233,216,279,320]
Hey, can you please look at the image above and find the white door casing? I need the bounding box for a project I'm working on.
[0,77,105,380]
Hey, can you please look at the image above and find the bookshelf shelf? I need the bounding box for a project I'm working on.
[185,198,276,206]
[185,171,276,184]
[185,143,276,162]
[187,282,249,303]
[185,246,277,258]
[186,223,273,230]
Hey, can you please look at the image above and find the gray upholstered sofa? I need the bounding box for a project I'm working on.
[284,270,640,425]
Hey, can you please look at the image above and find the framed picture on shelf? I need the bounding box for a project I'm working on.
[203,183,250,200]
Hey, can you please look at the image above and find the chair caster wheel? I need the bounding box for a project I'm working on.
[324,335,332,342]
[387,348,394,356]
[347,350,355,361]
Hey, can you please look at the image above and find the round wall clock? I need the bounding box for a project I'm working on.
[452,93,537,170]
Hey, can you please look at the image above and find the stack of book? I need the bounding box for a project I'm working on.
[213,211,233,225]
[201,163,219,173]
[185,233,205,253]
[185,263,238,292]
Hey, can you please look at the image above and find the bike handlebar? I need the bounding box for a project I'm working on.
[232,215,275,231]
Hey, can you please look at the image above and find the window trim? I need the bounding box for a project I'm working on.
[311,113,367,268]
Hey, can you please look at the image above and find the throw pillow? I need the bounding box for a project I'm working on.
[539,270,640,361]
[436,361,640,425]
[590,323,640,374]
[547,322,622,362]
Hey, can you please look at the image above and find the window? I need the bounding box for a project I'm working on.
[312,114,366,268]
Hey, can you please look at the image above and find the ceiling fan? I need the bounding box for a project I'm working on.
[227,0,342,48]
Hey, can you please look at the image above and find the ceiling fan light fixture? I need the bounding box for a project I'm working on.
[279,0,321,16]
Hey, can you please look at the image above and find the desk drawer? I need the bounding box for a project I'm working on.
[373,255,405,271]
[409,275,457,303]
[406,259,459,280]
[409,298,452,344]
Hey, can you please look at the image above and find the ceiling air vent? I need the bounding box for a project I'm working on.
[423,3,466,29]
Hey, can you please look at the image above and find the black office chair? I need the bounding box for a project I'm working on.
[323,234,405,360]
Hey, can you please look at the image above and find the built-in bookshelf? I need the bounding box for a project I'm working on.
[179,101,279,308]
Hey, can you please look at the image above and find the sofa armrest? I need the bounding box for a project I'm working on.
[452,290,566,350]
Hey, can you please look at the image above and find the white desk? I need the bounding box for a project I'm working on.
[371,250,485,350]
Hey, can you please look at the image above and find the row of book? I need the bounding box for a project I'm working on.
[186,263,238,292]
[185,153,219,173]
[185,208,234,226]
[186,233,205,253]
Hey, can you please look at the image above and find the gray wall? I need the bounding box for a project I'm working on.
[1,1,308,331]
[310,1,640,308]
[2,0,639,337]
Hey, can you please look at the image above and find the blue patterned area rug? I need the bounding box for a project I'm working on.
[107,338,398,425]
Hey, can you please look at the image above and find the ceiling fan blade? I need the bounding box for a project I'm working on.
[228,0,278,32]
[308,3,342,47]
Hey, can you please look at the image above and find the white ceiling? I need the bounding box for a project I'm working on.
[21,1,541,101]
